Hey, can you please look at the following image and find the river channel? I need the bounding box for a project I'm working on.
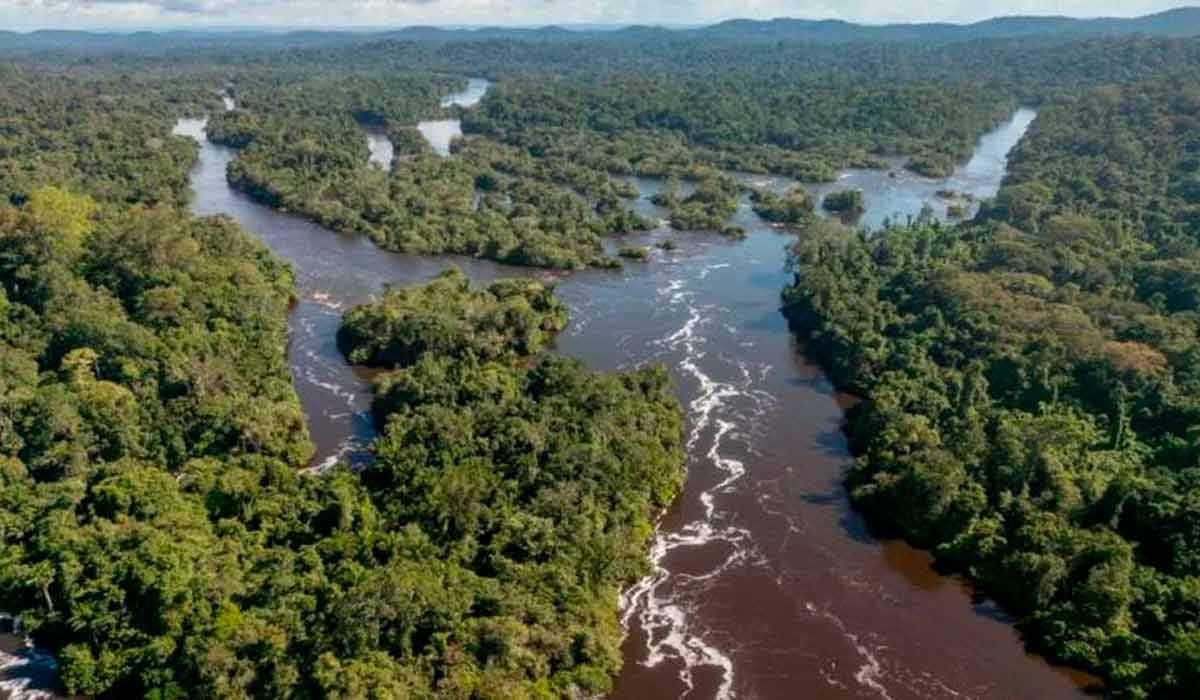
[0,85,1087,700]
[173,83,1096,700]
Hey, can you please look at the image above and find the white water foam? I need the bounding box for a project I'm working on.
[618,267,779,699]
[0,616,56,700]
[695,262,730,280]
[300,367,357,407]
[807,602,896,700]
[309,291,345,311]
[699,420,744,520]
[304,433,370,474]
[0,647,57,700]
[620,523,741,699]
[293,316,360,409]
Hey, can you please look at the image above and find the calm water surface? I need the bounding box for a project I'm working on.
[364,124,394,170]
[417,78,491,156]
[744,108,1039,229]
[2,97,1093,700]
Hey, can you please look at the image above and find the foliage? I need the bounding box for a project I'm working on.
[0,183,319,696]
[821,189,865,213]
[337,267,568,368]
[784,79,1200,699]
[0,68,214,207]
[8,22,1200,700]
[0,63,684,699]
[340,271,685,698]
[751,187,815,225]
[205,69,653,269]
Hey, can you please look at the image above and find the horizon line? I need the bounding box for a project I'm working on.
[4,6,1198,35]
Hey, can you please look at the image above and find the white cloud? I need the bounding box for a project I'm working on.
[0,0,1191,29]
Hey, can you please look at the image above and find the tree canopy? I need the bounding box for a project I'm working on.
[5,22,1200,700]
[784,78,1200,699]
[339,269,685,697]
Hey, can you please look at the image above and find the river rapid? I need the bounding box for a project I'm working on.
[0,88,1089,700]
[0,617,60,700]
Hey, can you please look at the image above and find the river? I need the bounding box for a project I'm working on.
[416,78,491,157]
[807,108,1037,227]
[365,125,394,169]
[0,618,59,700]
[0,91,1090,700]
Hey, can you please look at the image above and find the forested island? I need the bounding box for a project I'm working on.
[2,9,1200,700]
[190,36,1038,267]
[0,42,686,699]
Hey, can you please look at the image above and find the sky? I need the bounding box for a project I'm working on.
[0,0,1193,30]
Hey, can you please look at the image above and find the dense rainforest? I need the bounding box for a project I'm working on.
[199,37,1032,266]
[335,268,684,696]
[190,33,1200,272]
[204,70,652,269]
[2,17,1200,700]
[784,79,1200,698]
[0,51,686,699]
[337,268,569,369]
[0,69,217,207]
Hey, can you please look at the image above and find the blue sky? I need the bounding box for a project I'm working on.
[0,1,1192,30]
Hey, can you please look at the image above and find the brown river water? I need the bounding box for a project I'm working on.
[1,84,1097,700]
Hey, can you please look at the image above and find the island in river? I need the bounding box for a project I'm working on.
[165,90,1097,699]
[9,21,1199,699]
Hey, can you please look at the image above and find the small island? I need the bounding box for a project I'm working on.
[821,189,865,214]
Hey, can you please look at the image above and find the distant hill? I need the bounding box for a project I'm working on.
[2,7,1199,53]
[695,7,1200,43]
[0,28,363,52]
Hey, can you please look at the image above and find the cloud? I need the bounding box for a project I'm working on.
[16,0,438,19]
[0,0,1191,29]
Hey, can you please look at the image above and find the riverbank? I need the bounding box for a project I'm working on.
[163,98,1100,699]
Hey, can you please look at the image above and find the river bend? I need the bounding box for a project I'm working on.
[168,96,1095,700]
[0,96,1085,700]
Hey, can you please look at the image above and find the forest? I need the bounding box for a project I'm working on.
[190,34,1200,273]
[187,34,1074,268]
[203,72,654,268]
[0,48,687,698]
[334,268,685,697]
[2,18,1200,700]
[784,79,1200,698]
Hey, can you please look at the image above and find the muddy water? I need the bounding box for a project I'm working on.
[173,116,525,470]
[165,101,1100,700]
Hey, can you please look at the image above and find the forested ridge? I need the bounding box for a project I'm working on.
[784,79,1200,698]
[3,7,1200,55]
